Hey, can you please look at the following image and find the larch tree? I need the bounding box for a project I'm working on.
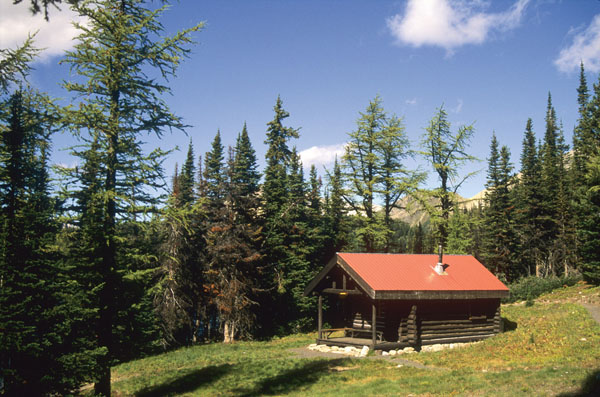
[341,96,423,252]
[60,1,202,394]
[420,105,476,249]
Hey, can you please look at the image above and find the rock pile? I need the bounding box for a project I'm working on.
[307,341,480,357]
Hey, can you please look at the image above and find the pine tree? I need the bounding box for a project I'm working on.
[421,105,476,249]
[60,1,202,393]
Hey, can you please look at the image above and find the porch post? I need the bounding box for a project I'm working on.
[372,301,377,348]
[318,294,323,340]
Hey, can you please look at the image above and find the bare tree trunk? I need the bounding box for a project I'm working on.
[224,321,235,343]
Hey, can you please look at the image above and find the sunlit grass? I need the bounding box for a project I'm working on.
[107,286,600,396]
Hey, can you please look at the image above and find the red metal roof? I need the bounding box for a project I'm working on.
[337,253,508,292]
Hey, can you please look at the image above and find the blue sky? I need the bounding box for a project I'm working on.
[2,0,600,198]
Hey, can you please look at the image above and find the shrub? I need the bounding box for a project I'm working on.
[503,275,582,303]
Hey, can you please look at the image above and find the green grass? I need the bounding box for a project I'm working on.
[107,289,600,396]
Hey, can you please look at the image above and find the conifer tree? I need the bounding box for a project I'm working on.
[323,157,348,259]
[411,222,424,254]
[482,134,517,278]
[60,1,202,393]
[341,96,422,252]
[421,105,476,249]
[514,118,543,276]
[179,141,196,205]
[204,148,262,342]
[261,96,299,333]
[0,89,98,394]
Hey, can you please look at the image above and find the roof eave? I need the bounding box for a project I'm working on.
[374,290,510,300]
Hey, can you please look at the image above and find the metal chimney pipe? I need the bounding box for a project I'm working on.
[434,245,444,275]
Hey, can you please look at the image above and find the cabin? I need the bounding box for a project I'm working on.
[303,252,509,350]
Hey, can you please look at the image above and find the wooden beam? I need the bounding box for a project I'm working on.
[372,302,377,348]
[322,288,362,295]
[318,295,323,340]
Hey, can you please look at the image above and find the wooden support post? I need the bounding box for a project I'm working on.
[372,302,377,348]
[318,294,323,340]
[342,274,347,290]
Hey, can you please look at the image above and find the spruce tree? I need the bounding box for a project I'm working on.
[514,118,543,276]
[204,148,262,342]
[482,136,517,279]
[60,1,202,394]
[0,89,98,394]
[323,157,348,259]
[180,140,196,205]
[260,96,299,334]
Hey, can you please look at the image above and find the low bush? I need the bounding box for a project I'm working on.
[504,275,582,303]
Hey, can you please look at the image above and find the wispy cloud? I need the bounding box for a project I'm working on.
[0,1,84,61]
[299,144,345,169]
[386,0,529,54]
[405,97,418,105]
[555,14,600,73]
[452,98,463,113]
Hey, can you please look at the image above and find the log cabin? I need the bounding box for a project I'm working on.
[303,252,509,350]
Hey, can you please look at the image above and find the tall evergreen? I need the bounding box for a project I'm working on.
[260,96,299,334]
[60,1,202,393]
[323,157,348,259]
[514,118,543,276]
[0,89,97,394]
[204,148,262,342]
[482,134,517,278]
[538,93,570,276]
[578,72,600,284]
[179,140,196,205]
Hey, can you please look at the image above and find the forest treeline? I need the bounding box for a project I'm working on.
[1,0,599,395]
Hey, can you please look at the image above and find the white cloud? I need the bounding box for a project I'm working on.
[555,14,600,73]
[0,1,84,61]
[405,97,417,105]
[299,144,346,169]
[386,0,529,53]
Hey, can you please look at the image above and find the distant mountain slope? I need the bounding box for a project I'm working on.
[387,189,487,226]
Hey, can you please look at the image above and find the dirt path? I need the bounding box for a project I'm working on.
[582,303,600,325]
[288,347,433,369]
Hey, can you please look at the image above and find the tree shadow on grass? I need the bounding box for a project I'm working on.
[135,363,233,397]
[558,369,600,397]
[236,358,350,397]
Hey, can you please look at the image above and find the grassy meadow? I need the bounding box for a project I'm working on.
[104,283,600,396]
